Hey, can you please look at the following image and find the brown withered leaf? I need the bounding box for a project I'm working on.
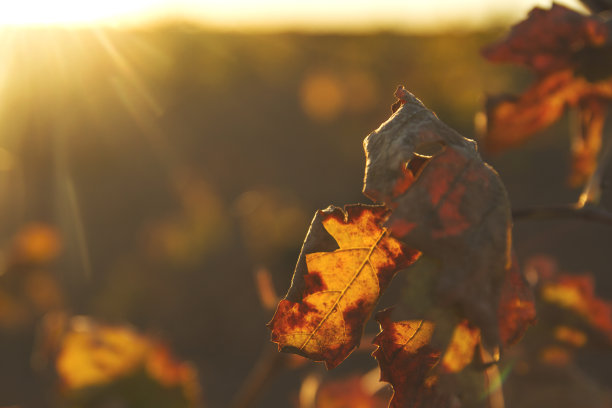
[364,86,517,347]
[373,310,484,408]
[372,309,444,408]
[498,255,537,347]
[270,87,532,406]
[484,70,612,184]
[484,70,612,152]
[268,205,420,368]
[482,4,609,75]
[482,4,612,185]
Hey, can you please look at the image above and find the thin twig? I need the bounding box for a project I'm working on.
[512,204,612,225]
[229,345,289,408]
[577,103,611,206]
[480,346,504,408]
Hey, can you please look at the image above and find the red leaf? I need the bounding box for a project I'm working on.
[482,4,609,75]
[498,255,537,347]
[482,4,612,185]
[372,309,443,408]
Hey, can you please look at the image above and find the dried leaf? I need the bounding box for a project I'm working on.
[269,205,419,368]
[498,255,537,347]
[372,310,481,407]
[372,310,443,408]
[270,87,533,406]
[484,70,612,184]
[484,71,612,151]
[482,4,612,185]
[364,86,517,347]
[482,4,609,75]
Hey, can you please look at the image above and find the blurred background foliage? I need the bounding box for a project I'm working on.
[0,21,610,407]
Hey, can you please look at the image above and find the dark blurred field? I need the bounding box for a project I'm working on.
[0,23,611,407]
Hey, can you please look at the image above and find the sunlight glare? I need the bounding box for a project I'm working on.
[0,0,165,26]
[0,0,588,30]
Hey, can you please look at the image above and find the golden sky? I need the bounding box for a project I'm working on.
[0,0,586,31]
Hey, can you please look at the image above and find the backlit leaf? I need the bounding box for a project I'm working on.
[364,87,519,347]
[269,205,420,369]
[372,309,442,408]
[483,70,612,152]
[498,255,537,347]
[482,4,609,75]
[57,318,150,389]
[440,321,481,374]
[372,310,483,408]
[270,87,534,406]
[482,4,612,185]
[56,317,201,407]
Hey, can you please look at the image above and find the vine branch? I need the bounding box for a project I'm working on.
[512,204,612,225]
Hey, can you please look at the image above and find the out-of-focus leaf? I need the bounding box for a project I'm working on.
[269,205,420,369]
[485,71,611,185]
[553,325,588,347]
[12,223,62,265]
[0,223,64,331]
[482,4,612,185]
[482,4,609,75]
[56,317,201,407]
[364,87,520,347]
[314,375,389,408]
[499,258,612,408]
[523,254,612,355]
[440,321,481,373]
[57,318,152,389]
[484,70,612,152]
[541,273,612,344]
[498,255,537,347]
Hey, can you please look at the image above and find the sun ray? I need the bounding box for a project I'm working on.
[92,29,182,182]
[59,177,93,279]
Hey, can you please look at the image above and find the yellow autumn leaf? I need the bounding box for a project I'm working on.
[269,205,419,368]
